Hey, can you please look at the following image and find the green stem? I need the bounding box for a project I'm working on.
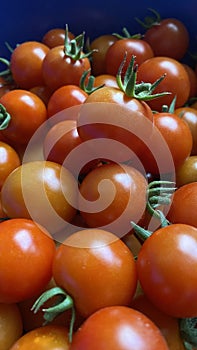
[179,317,197,348]
[31,287,75,343]
[0,104,11,129]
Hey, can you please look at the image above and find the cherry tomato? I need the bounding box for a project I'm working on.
[78,163,148,236]
[42,27,75,48]
[90,34,118,76]
[137,56,190,111]
[105,38,154,77]
[174,107,197,155]
[167,182,197,227]
[1,160,78,234]
[136,223,197,318]
[9,325,70,350]
[175,156,197,187]
[29,85,53,105]
[0,218,56,303]
[70,305,169,350]
[53,229,137,318]
[0,76,15,98]
[10,41,50,89]
[77,90,154,163]
[0,303,23,350]
[143,18,189,61]
[138,112,193,174]
[42,45,91,91]
[0,89,47,145]
[0,141,21,189]
[93,74,119,88]
[47,85,88,118]
[131,293,185,350]
[182,64,197,99]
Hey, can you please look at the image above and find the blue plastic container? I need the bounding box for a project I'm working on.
[0,0,196,63]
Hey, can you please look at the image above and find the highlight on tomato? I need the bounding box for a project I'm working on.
[0,218,56,303]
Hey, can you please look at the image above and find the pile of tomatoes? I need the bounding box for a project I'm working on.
[0,8,197,350]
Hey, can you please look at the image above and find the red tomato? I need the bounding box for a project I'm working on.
[77,90,154,163]
[30,85,53,105]
[0,76,15,98]
[182,64,197,99]
[137,56,190,111]
[143,18,189,60]
[175,156,197,187]
[42,27,75,48]
[105,38,154,77]
[53,229,137,318]
[0,303,23,350]
[136,223,197,318]
[167,182,197,227]
[131,293,185,350]
[1,160,78,234]
[174,106,197,155]
[0,141,21,189]
[0,218,56,303]
[90,34,118,76]
[0,89,47,145]
[138,111,193,175]
[47,85,88,118]
[9,325,70,350]
[10,41,50,89]
[93,74,119,88]
[78,163,148,236]
[42,45,91,91]
[70,306,169,350]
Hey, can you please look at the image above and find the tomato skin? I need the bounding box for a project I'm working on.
[138,112,193,174]
[47,85,88,118]
[9,325,70,350]
[131,293,185,350]
[90,34,118,76]
[70,305,169,350]
[137,56,190,111]
[175,156,197,187]
[0,141,21,189]
[93,74,119,88]
[77,89,154,163]
[30,85,53,105]
[105,38,154,77]
[0,303,23,350]
[10,41,50,89]
[42,45,91,91]
[0,218,56,303]
[167,182,197,228]
[1,161,78,234]
[53,229,137,318]
[42,27,75,48]
[78,163,148,236]
[136,223,197,318]
[144,18,189,60]
[0,89,47,145]
[174,107,197,156]
[182,64,197,99]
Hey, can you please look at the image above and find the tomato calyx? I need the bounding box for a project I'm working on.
[31,286,75,343]
[112,27,143,40]
[63,24,93,61]
[80,69,105,94]
[135,8,161,29]
[116,54,171,100]
[0,103,11,129]
[179,317,197,349]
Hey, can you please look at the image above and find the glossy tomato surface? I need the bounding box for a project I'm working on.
[0,218,56,303]
[53,229,137,318]
[137,223,197,318]
[70,306,169,350]
[0,141,21,189]
[0,303,23,350]
[9,325,70,350]
[1,160,78,234]
[78,163,148,236]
